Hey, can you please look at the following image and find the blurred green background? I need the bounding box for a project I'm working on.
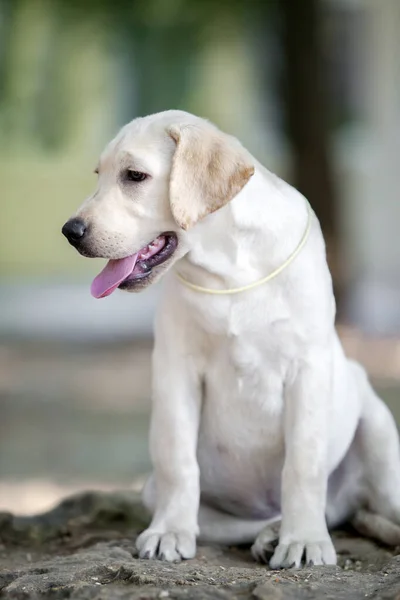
[1,0,400,515]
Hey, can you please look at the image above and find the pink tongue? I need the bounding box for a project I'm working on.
[90,254,138,299]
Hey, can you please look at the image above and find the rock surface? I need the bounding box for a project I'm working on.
[0,491,400,599]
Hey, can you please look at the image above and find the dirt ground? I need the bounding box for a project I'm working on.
[1,490,400,599]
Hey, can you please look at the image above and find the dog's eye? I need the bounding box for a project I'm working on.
[126,170,147,182]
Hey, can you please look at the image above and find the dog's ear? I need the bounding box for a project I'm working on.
[167,123,254,230]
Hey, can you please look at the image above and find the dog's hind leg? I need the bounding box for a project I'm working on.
[350,361,400,544]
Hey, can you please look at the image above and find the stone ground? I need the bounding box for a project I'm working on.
[1,490,400,599]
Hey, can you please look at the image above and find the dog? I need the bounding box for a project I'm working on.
[62,110,400,568]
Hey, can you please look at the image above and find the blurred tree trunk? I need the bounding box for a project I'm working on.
[280,0,342,312]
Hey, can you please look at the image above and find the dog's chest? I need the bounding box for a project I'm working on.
[185,292,296,517]
[192,286,294,340]
[204,331,287,413]
[198,294,295,386]
[198,331,286,518]
[198,300,293,418]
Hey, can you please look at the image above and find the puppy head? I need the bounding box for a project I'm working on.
[62,110,254,297]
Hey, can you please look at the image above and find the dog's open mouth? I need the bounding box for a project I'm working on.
[91,233,178,298]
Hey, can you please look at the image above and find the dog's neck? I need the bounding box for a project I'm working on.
[176,163,310,291]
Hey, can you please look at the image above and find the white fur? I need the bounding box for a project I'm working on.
[71,110,400,569]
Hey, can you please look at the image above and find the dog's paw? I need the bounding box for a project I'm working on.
[251,522,280,563]
[269,537,336,569]
[136,529,196,562]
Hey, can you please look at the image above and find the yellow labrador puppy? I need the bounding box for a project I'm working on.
[62,110,400,568]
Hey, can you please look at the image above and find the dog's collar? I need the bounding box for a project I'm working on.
[176,199,313,295]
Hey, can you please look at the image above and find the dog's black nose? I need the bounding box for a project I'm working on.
[62,218,87,245]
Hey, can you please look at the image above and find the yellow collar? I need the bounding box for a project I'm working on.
[176,200,312,295]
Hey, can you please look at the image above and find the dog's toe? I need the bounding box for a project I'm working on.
[270,538,336,569]
[137,529,196,562]
[137,532,161,560]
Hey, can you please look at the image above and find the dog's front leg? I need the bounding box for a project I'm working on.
[136,341,201,562]
[270,350,336,569]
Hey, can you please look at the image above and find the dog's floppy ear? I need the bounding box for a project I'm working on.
[167,123,254,230]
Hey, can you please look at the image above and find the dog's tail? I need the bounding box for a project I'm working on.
[352,509,400,546]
